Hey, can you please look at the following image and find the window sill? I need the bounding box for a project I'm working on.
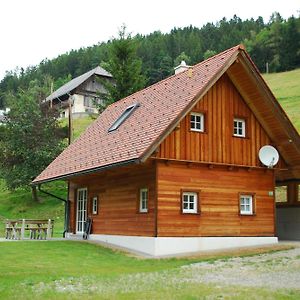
[190,129,207,134]
[182,211,200,215]
[232,135,249,139]
[239,213,256,216]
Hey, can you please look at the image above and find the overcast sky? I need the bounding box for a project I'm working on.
[0,0,299,81]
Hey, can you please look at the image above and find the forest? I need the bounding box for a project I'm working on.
[0,12,299,108]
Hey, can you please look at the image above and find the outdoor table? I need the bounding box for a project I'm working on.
[4,219,54,240]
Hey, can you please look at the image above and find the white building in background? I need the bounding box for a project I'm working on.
[0,107,10,123]
[44,66,112,119]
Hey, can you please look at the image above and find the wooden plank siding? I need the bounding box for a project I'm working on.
[68,163,156,236]
[156,73,284,168]
[156,161,275,237]
[227,59,298,170]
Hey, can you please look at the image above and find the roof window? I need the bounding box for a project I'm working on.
[108,103,140,132]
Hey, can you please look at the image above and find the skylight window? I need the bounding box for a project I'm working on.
[108,103,140,132]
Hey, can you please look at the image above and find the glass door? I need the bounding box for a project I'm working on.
[76,188,87,233]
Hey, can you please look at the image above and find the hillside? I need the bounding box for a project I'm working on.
[264,68,300,132]
[0,68,299,237]
[1,14,299,108]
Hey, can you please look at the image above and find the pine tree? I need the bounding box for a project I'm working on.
[98,25,146,111]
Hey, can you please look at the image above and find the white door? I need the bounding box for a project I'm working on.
[76,188,87,233]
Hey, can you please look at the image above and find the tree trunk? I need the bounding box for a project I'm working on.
[31,186,42,203]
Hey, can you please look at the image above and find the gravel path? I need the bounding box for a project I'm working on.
[35,244,300,296]
[180,245,300,290]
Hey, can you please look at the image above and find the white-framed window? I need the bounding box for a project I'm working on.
[182,192,198,214]
[92,196,98,215]
[139,188,148,213]
[240,194,254,215]
[233,118,246,137]
[190,112,204,132]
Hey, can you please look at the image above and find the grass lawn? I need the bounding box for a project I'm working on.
[0,241,298,300]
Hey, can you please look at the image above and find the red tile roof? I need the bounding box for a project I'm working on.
[32,45,243,184]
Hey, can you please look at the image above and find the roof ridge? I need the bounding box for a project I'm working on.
[196,44,242,65]
[106,44,242,109]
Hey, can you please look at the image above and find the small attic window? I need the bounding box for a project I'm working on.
[108,103,140,132]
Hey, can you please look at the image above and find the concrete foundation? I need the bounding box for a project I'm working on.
[66,234,278,256]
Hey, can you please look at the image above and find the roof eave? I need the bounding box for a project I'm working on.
[31,158,140,186]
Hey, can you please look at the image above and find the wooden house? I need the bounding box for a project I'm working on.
[44,66,112,118]
[33,45,300,256]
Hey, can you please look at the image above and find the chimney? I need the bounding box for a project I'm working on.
[174,60,190,74]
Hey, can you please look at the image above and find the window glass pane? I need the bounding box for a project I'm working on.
[275,186,288,203]
[190,113,204,132]
[182,192,198,213]
[234,118,245,137]
[109,103,139,132]
[240,195,253,214]
[140,188,148,212]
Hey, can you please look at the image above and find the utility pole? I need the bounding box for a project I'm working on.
[65,95,73,236]
[68,95,73,145]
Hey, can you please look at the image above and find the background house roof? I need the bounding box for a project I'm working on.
[33,45,300,184]
[45,66,112,102]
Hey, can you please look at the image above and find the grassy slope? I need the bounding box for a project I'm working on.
[0,69,299,237]
[263,68,300,132]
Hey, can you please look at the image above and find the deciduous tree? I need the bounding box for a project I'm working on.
[0,78,65,192]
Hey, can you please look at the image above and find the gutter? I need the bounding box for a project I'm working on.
[32,158,140,186]
[38,185,66,203]
[38,184,69,238]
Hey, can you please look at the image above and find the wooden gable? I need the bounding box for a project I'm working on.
[156,73,285,168]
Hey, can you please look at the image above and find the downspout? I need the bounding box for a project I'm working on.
[38,184,69,238]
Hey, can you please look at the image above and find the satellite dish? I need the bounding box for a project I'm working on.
[258,145,279,168]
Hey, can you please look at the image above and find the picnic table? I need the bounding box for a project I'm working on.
[4,219,54,240]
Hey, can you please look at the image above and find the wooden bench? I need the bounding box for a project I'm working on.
[4,219,54,240]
